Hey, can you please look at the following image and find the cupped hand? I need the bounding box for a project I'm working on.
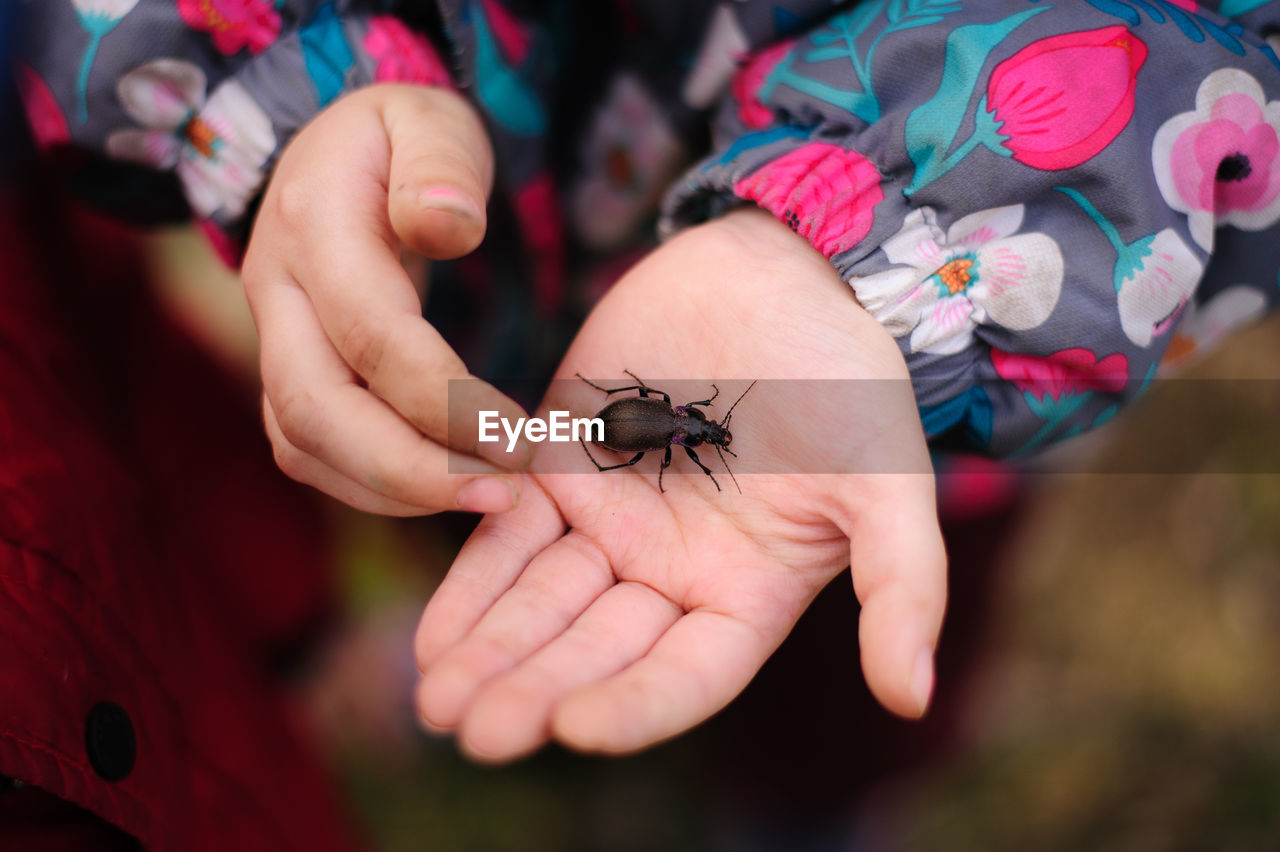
[242,84,528,515]
[415,208,947,761]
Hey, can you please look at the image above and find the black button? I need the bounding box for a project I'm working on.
[85,702,136,782]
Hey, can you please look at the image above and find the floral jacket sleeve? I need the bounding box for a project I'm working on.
[12,1,453,260]
[14,0,1280,456]
[661,0,1280,456]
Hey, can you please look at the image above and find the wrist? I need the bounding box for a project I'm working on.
[685,206,907,378]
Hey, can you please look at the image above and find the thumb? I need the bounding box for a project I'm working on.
[382,84,494,259]
[843,476,948,719]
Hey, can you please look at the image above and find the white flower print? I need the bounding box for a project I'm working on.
[854,205,1065,355]
[74,0,141,18]
[106,59,276,219]
[1114,228,1203,348]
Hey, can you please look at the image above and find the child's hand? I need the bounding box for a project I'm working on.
[242,84,528,516]
[414,208,947,761]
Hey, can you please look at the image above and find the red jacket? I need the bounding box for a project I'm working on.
[0,182,358,851]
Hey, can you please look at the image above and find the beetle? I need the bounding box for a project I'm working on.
[575,370,757,493]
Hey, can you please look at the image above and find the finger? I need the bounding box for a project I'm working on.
[255,272,519,513]
[415,483,566,669]
[846,477,948,719]
[263,395,432,516]
[382,86,494,259]
[415,530,615,731]
[550,608,785,754]
[457,581,683,762]
[303,238,526,467]
[266,111,524,470]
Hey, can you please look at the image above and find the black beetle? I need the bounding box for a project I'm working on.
[576,370,757,493]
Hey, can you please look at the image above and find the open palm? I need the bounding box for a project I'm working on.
[415,210,946,761]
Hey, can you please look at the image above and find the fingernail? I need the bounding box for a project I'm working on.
[414,678,455,735]
[456,476,517,513]
[910,647,935,716]
[418,713,452,737]
[418,187,482,220]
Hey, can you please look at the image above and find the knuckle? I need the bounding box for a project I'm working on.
[239,252,268,294]
[421,87,487,135]
[272,387,327,456]
[270,438,305,480]
[340,315,391,383]
[273,177,315,230]
[416,398,453,442]
[379,446,438,506]
[408,147,479,189]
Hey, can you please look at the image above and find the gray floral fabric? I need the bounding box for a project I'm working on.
[13,0,1280,455]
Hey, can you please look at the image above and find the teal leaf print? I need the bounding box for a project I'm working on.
[1056,187,1203,348]
[711,125,810,167]
[74,0,142,124]
[902,6,1047,193]
[471,1,546,135]
[1084,0,1246,56]
[300,3,355,108]
[761,0,965,126]
[772,6,805,34]
[1011,390,1090,456]
[920,385,994,447]
[1089,0,1142,25]
[1217,0,1272,16]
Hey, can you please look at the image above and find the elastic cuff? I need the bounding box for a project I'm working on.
[660,124,1142,457]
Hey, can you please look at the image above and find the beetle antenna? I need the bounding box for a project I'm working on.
[721,380,758,427]
[716,444,742,495]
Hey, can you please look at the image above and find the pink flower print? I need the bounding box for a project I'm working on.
[856,205,1063,355]
[733,142,883,258]
[479,0,532,66]
[177,0,281,56]
[1153,69,1280,251]
[986,26,1146,170]
[514,174,566,314]
[991,347,1129,402]
[731,40,795,130]
[15,64,69,150]
[364,16,453,87]
[1175,98,1278,210]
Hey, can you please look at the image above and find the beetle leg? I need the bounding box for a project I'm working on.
[579,440,646,474]
[576,374,645,396]
[685,384,720,408]
[683,446,721,492]
[658,445,673,494]
[623,370,671,404]
[576,374,671,404]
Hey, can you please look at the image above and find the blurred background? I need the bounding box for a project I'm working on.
[141,225,1280,851]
